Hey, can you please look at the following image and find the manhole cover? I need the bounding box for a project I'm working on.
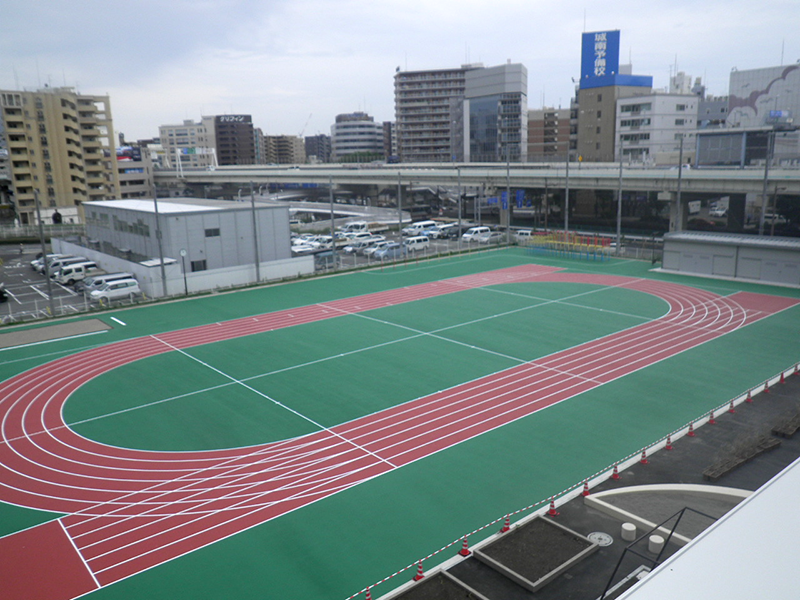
[588,532,613,546]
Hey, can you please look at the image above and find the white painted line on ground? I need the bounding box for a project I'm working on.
[110,317,126,326]
[30,285,50,300]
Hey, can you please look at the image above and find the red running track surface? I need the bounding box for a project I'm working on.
[0,264,796,599]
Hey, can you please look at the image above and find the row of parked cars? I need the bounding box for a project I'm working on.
[30,253,142,303]
[402,220,507,244]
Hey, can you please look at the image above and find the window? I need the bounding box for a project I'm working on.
[204,228,220,237]
[676,104,687,111]
[675,119,685,126]
[597,94,603,102]
[597,110,602,118]
[191,260,207,272]
[596,126,601,134]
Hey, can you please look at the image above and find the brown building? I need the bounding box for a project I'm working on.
[214,115,255,165]
[575,85,652,162]
[527,107,573,161]
[0,87,120,224]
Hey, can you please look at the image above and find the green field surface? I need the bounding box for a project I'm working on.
[1,248,799,600]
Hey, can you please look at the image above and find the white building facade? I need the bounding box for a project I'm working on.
[330,112,384,162]
[615,93,699,164]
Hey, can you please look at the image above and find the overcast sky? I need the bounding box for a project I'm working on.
[2,0,798,142]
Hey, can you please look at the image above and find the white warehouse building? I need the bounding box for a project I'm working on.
[54,198,313,298]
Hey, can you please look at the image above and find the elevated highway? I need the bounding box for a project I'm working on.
[155,162,800,196]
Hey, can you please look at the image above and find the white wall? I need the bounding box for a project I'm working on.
[54,240,314,298]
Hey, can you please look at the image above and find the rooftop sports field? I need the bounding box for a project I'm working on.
[0,248,798,600]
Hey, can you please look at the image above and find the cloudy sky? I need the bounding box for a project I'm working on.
[3,0,797,141]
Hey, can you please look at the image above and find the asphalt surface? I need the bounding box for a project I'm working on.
[391,372,800,600]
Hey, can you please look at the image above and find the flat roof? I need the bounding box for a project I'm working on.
[620,458,800,600]
[664,231,800,251]
[85,198,284,214]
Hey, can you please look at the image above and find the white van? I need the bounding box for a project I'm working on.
[462,226,490,242]
[53,262,100,286]
[81,272,135,293]
[401,220,437,236]
[88,279,141,304]
[45,256,87,275]
[405,235,430,252]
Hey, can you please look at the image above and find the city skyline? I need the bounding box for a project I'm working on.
[3,0,798,141]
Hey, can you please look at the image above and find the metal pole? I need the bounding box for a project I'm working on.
[250,181,261,283]
[33,189,55,317]
[457,167,462,252]
[180,251,188,295]
[152,187,168,297]
[329,176,337,268]
[397,172,402,235]
[506,159,511,245]
[758,131,773,236]
[676,135,684,232]
[616,156,623,255]
[564,155,570,235]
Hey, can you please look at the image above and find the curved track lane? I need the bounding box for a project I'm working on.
[0,264,796,599]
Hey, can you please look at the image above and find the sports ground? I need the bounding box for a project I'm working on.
[0,248,798,600]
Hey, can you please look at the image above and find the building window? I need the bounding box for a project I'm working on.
[204,228,220,237]
[596,126,601,134]
[676,104,687,111]
[191,260,207,272]
[597,110,602,119]
[675,119,685,126]
[597,94,602,102]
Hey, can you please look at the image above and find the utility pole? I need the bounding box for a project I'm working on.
[250,181,261,283]
[152,186,168,297]
[33,189,55,317]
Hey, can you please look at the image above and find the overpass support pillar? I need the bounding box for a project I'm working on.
[665,192,688,232]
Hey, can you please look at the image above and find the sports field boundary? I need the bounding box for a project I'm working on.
[352,362,800,600]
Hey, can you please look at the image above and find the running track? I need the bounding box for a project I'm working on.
[0,264,797,600]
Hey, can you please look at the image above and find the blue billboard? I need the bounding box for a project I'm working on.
[580,30,652,90]
[581,30,620,82]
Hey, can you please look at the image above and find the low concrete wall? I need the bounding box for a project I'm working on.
[53,239,314,298]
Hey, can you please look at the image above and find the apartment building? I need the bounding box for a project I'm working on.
[304,134,331,164]
[0,87,120,224]
[527,107,573,161]
[615,93,699,163]
[116,145,154,199]
[264,135,305,164]
[395,64,479,162]
[394,62,527,163]
[214,115,255,165]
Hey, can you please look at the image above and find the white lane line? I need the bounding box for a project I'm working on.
[110,317,126,326]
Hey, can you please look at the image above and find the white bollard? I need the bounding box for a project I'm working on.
[621,522,637,542]
[648,534,665,554]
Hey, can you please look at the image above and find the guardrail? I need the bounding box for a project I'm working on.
[0,224,85,240]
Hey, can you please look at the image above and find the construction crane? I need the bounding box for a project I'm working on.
[299,113,312,138]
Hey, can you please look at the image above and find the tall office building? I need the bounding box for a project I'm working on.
[213,115,255,165]
[395,62,527,163]
[0,87,120,224]
[575,31,653,162]
[463,63,528,162]
[304,134,331,164]
[330,112,384,162]
[159,117,216,170]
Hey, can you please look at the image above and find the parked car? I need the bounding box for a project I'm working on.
[430,223,457,239]
[476,231,505,244]
[80,272,135,293]
[405,235,430,252]
[88,279,141,303]
[462,226,490,242]
[373,242,407,260]
[364,240,391,258]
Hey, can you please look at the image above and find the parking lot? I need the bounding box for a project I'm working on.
[0,244,95,323]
